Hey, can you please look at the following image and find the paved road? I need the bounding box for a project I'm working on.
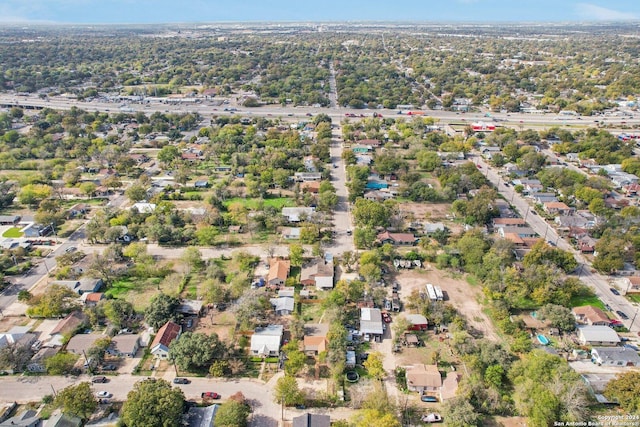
[475,155,639,332]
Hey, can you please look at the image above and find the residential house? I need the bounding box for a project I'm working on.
[363,190,394,202]
[497,226,537,239]
[293,172,322,182]
[405,364,442,394]
[193,180,210,189]
[572,306,612,327]
[51,278,103,295]
[27,347,60,372]
[22,224,53,238]
[543,202,574,216]
[376,231,417,246]
[250,325,283,357]
[576,326,620,346]
[358,139,382,148]
[278,287,295,298]
[300,181,321,194]
[0,215,20,226]
[406,314,429,331]
[49,312,88,347]
[177,299,204,317]
[480,146,502,159]
[300,258,334,290]
[555,215,594,231]
[65,333,102,357]
[267,259,291,287]
[282,207,315,222]
[604,197,629,210]
[423,222,446,234]
[619,276,640,294]
[80,292,104,307]
[184,403,219,427]
[108,334,141,358]
[591,347,640,367]
[360,308,384,340]
[303,324,329,357]
[492,218,527,228]
[150,321,182,359]
[352,144,372,154]
[66,203,88,218]
[533,193,558,204]
[0,326,37,350]
[43,412,81,427]
[578,236,597,254]
[0,409,40,427]
[292,413,331,427]
[130,202,156,213]
[270,297,295,315]
[281,227,301,240]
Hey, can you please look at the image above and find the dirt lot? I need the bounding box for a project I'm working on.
[395,268,499,342]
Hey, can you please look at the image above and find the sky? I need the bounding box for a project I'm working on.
[0,0,639,24]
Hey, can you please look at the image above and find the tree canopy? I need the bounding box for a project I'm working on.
[121,378,185,427]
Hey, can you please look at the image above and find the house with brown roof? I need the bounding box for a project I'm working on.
[572,306,612,327]
[405,364,442,394]
[80,292,104,307]
[492,217,527,228]
[267,259,291,287]
[543,201,574,215]
[300,258,334,290]
[48,312,88,347]
[108,334,141,358]
[303,324,329,357]
[376,231,417,246]
[150,321,181,359]
[621,276,640,294]
[300,181,321,194]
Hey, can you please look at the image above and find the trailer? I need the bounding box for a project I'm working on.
[434,286,444,301]
[426,284,437,301]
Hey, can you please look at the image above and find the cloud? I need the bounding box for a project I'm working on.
[576,3,639,20]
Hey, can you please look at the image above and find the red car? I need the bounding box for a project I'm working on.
[201,392,221,400]
[382,312,392,323]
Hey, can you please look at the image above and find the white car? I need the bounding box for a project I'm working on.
[96,391,112,398]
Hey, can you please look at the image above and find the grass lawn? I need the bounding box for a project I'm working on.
[106,277,163,311]
[223,197,295,210]
[570,294,605,309]
[2,227,23,238]
[627,294,640,304]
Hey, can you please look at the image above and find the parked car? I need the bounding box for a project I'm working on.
[65,246,77,253]
[610,287,620,296]
[382,312,392,323]
[422,413,443,423]
[616,310,629,320]
[421,395,438,403]
[101,364,117,371]
[173,377,190,384]
[91,376,108,383]
[96,391,112,398]
[201,392,221,399]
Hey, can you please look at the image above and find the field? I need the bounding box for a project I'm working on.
[223,197,295,210]
[2,227,23,238]
[570,294,606,309]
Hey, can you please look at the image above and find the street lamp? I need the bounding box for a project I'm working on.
[630,308,639,330]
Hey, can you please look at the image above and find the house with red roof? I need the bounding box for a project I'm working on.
[150,321,181,359]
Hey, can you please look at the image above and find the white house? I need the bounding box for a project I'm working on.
[150,321,181,359]
[591,347,640,367]
[576,325,620,346]
[250,325,283,357]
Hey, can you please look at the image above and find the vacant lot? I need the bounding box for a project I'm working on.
[396,268,500,342]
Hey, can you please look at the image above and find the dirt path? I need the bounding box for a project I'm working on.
[396,267,500,342]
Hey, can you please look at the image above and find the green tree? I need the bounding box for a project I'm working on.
[125,183,148,203]
[289,243,304,268]
[121,378,185,427]
[352,409,401,427]
[181,247,204,274]
[215,399,252,427]
[102,299,134,329]
[144,293,180,329]
[46,352,78,375]
[353,227,377,249]
[0,342,32,371]
[157,145,180,165]
[443,396,482,427]
[18,184,52,207]
[352,199,392,228]
[537,304,576,331]
[416,150,442,171]
[604,371,640,413]
[363,351,385,380]
[169,332,226,371]
[284,347,307,376]
[274,375,304,406]
[55,382,97,420]
[26,284,81,318]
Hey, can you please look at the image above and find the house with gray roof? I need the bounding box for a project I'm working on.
[250,325,283,357]
[360,308,384,338]
[577,326,620,346]
[591,347,640,367]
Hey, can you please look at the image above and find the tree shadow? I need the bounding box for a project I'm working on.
[249,414,279,427]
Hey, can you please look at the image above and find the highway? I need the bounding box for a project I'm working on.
[3,93,640,131]
[475,155,639,332]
